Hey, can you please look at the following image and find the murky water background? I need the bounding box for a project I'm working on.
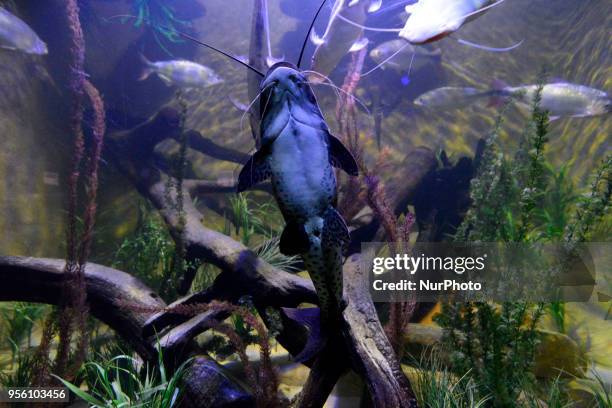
[1,0,609,257]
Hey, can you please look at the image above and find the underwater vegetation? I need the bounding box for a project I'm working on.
[125,0,193,55]
[57,343,193,408]
[433,81,611,407]
[0,0,610,407]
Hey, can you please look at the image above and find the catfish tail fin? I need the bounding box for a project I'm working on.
[282,307,327,363]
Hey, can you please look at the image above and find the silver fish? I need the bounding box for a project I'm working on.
[504,82,611,120]
[414,86,486,109]
[139,55,223,89]
[0,7,47,55]
[369,38,441,72]
[309,0,382,81]
[415,82,611,120]
[237,63,359,359]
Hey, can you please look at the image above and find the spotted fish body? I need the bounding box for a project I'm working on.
[0,7,47,55]
[238,62,358,326]
[139,55,223,89]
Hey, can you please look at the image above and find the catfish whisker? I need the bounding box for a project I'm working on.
[308,80,372,118]
[361,41,412,77]
[300,70,341,99]
[240,83,273,135]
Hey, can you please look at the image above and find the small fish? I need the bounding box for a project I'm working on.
[0,7,47,55]
[139,55,223,89]
[415,82,611,120]
[309,0,382,81]
[369,38,441,72]
[500,82,611,120]
[400,0,504,44]
[414,86,487,109]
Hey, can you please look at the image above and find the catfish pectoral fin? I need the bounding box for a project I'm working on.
[279,221,310,255]
[322,207,351,250]
[237,150,271,192]
[327,133,359,176]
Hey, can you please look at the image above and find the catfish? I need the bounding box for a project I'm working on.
[176,0,360,361]
[237,61,359,360]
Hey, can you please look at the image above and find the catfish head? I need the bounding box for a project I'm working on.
[258,62,327,143]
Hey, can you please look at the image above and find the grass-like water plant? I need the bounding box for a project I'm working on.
[127,0,192,55]
[229,193,279,247]
[55,344,192,408]
[410,350,490,408]
[0,303,46,367]
[254,235,301,273]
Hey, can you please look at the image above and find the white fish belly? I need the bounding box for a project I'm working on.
[270,119,335,219]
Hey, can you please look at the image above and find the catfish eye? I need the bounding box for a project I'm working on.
[288,74,298,83]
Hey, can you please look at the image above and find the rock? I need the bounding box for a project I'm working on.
[402,324,586,379]
[182,356,254,408]
[534,330,586,378]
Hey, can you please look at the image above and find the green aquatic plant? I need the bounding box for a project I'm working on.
[410,350,490,408]
[112,204,175,290]
[254,235,301,273]
[125,0,192,55]
[0,303,45,366]
[55,343,192,408]
[0,347,36,390]
[547,301,567,334]
[454,99,516,243]
[435,302,544,407]
[161,93,190,299]
[229,193,279,247]
[537,164,577,241]
[564,154,611,244]
[524,375,572,408]
[582,370,612,408]
[444,69,612,407]
[440,80,550,406]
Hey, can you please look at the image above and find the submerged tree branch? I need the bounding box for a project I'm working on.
[0,256,253,407]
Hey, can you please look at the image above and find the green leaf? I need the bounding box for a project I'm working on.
[52,374,107,407]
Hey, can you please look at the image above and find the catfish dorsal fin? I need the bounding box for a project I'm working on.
[327,133,359,176]
[237,149,271,192]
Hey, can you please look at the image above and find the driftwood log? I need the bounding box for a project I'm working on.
[0,256,253,407]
